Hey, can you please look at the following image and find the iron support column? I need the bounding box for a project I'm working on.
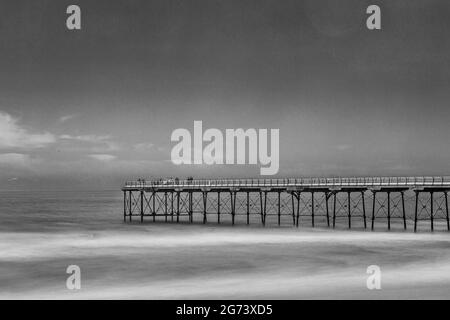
[326,192,330,227]
[247,192,250,225]
[164,192,168,222]
[217,192,221,224]
[430,192,434,231]
[203,192,208,224]
[129,191,132,222]
[401,192,407,230]
[347,192,351,229]
[446,192,449,231]
[278,191,281,226]
[140,190,144,223]
[362,191,366,229]
[123,191,126,222]
[371,192,376,230]
[332,192,336,228]
[311,192,315,227]
[387,192,391,230]
[414,191,419,232]
[152,191,156,222]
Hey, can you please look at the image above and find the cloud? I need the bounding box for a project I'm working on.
[0,111,56,149]
[59,114,77,123]
[88,154,117,161]
[335,144,352,151]
[60,134,111,143]
[0,153,32,166]
[59,134,119,152]
[133,142,155,151]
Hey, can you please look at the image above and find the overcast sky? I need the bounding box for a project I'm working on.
[0,0,449,189]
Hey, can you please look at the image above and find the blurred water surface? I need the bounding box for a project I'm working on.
[0,190,449,299]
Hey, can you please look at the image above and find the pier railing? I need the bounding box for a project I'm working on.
[123,176,450,189]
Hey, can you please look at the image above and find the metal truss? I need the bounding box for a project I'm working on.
[371,188,408,230]
[122,186,450,232]
[332,189,366,229]
[414,189,450,231]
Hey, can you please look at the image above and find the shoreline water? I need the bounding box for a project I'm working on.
[1,224,450,299]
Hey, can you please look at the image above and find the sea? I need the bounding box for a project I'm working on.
[0,190,449,299]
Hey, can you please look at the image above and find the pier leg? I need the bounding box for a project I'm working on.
[401,191,407,230]
[430,192,434,232]
[263,191,267,226]
[231,191,236,225]
[387,192,391,230]
[171,192,174,222]
[189,191,193,223]
[164,192,168,223]
[129,191,132,222]
[123,191,126,222]
[203,192,208,224]
[217,192,221,224]
[152,191,156,222]
[291,193,296,225]
[362,191,367,229]
[347,192,351,229]
[296,192,300,227]
[278,191,281,226]
[332,192,336,228]
[414,191,419,232]
[260,191,264,225]
[247,192,250,225]
[311,192,315,227]
[140,190,144,223]
[371,192,376,231]
[445,192,449,231]
[326,192,330,227]
[176,192,180,223]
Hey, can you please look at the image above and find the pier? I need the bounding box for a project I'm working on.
[122,177,450,231]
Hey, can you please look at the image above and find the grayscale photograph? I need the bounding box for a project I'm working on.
[0,0,449,306]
